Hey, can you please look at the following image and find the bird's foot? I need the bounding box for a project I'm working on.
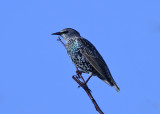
[76,70,83,76]
[75,75,80,80]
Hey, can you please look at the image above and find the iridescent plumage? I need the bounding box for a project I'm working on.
[52,28,120,92]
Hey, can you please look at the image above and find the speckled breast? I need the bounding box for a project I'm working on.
[66,39,95,74]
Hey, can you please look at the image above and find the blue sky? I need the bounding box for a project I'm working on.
[0,0,160,114]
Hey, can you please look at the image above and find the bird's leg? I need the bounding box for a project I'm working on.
[83,72,93,85]
[78,74,92,89]
[75,67,86,83]
[76,70,83,76]
[85,75,93,84]
[75,67,81,79]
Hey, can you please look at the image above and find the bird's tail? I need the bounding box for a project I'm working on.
[113,83,120,92]
[103,80,120,92]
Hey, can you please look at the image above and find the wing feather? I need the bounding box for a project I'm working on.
[78,38,118,87]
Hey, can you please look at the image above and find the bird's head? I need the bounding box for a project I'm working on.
[51,28,81,40]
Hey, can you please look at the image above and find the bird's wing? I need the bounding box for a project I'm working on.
[78,38,116,86]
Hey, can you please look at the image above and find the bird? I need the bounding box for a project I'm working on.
[51,28,120,92]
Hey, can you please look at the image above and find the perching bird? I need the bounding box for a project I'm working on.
[52,28,120,92]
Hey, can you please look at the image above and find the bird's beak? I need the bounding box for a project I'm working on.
[51,32,61,35]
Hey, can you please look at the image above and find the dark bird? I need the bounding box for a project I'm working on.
[52,28,120,92]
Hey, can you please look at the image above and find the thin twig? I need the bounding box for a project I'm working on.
[57,36,104,114]
[57,36,65,47]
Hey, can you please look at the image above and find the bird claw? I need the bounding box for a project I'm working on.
[76,70,83,75]
[76,75,80,79]
[73,75,79,79]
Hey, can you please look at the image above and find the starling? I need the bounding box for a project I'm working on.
[52,28,120,92]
